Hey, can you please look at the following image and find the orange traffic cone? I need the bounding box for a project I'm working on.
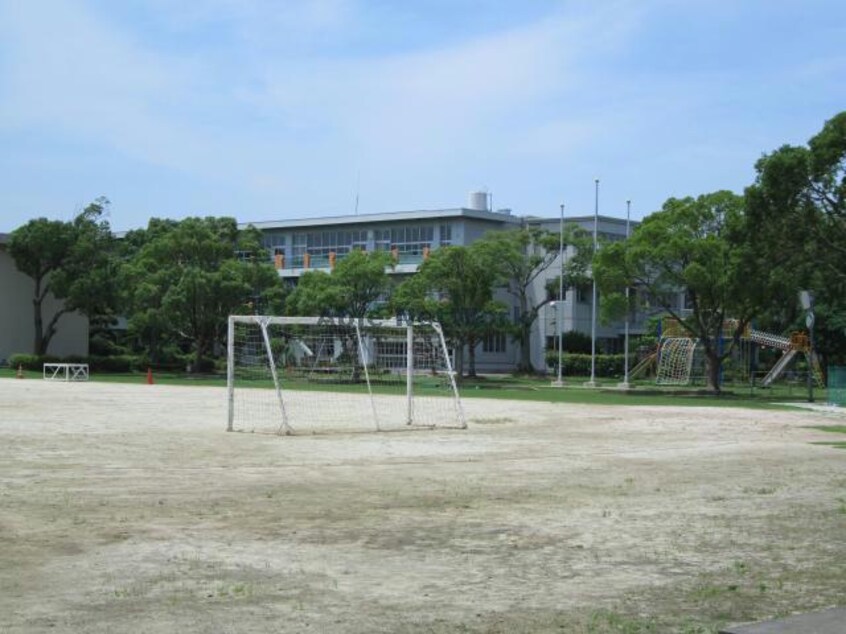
[146,367,154,385]
[16,364,23,379]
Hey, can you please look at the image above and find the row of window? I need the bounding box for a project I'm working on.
[547,285,594,303]
[262,223,454,257]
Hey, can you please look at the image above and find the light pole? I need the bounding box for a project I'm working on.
[619,199,632,389]
[799,290,815,403]
[551,203,565,387]
[586,178,599,387]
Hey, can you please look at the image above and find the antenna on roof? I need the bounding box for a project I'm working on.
[354,170,360,215]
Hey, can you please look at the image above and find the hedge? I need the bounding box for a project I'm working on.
[6,353,227,374]
[545,351,626,378]
[8,354,140,373]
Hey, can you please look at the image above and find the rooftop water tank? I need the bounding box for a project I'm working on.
[468,191,490,211]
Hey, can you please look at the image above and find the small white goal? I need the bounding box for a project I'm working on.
[226,316,466,435]
[43,363,89,382]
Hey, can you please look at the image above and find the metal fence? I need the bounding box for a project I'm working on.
[828,366,846,406]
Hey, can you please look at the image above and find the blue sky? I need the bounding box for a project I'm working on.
[1,0,844,231]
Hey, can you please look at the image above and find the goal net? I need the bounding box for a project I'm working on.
[227,316,466,435]
[656,337,698,385]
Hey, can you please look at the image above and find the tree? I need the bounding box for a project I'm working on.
[392,245,504,378]
[8,198,117,355]
[746,110,846,364]
[594,191,757,392]
[121,217,282,371]
[285,249,393,317]
[475,226,592,373]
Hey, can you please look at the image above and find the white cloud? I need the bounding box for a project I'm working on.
[12,0,834,225]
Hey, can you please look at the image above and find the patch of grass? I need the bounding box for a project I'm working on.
[0,367,826,410]
[587,609,658,633]
[814,441,846,449]
[809,425,846,435]
[809,425,846,449]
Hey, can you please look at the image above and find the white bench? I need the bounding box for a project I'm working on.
[43,363,89,382]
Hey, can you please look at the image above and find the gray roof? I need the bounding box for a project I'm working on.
[526,214,637,226]
[240,207,523,231]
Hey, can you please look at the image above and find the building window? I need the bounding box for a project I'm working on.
[291,229,368,264]
[482,332,507,354]
[374,224,434,255]
[440,223,452,246]
[262,232,286,251]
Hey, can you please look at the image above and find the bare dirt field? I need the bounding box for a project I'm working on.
[1,379,844,633]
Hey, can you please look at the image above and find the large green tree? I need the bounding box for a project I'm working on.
[475,226,592,373]
[285,249,393,318]
[595,191,760,392]
[746,110,846,364]
[392,245,504,378]
[8,198,117,355]
[121,217,282,370]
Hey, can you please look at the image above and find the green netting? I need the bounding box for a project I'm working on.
[827,366,846,406]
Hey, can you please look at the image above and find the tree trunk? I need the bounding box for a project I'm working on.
[518,319,534,373]
[467,336,478,378]
[33,296,45,355]
[194,337,208,373]
[516,294,535,374]
[454,340,465,379]
[705,351,721,393]
[33,295,65,356]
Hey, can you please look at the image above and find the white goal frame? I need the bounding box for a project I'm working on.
[226,315,466,434]
[43,363,89,382]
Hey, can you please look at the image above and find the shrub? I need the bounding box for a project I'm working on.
[88,355,136,373]
[545,352,626,378]
[562,330,592,354]
[188,358,217,374]
[7,353,140,373]
[8,354,60,370]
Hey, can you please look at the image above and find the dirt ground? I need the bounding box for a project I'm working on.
[1,379,844,633]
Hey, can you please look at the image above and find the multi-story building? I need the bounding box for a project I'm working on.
[243,193,645,373]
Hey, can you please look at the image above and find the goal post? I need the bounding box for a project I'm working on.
[227,315,466,435]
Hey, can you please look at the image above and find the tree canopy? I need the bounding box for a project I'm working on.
[120,217,282,371]
[285,249,393,318]
[746,111,846,363]
[474,225,592,372]
[392,245,504,377]
[8,198,117,355]
[594,191,756,391]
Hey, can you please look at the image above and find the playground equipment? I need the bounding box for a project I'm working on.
[652,318,823,387]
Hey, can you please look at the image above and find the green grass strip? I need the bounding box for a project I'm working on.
[2,367,821,410]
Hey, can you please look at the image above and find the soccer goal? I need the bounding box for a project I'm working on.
[227,315,466,435]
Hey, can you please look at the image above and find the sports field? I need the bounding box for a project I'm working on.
[1,379,844,633]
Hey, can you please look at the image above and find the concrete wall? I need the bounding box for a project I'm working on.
[0,247,89,363]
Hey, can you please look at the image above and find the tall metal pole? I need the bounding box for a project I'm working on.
[587,178,599,386]
[552,203,565,387]
[799,290,815,403]
[621,199,631,389]
[808,318,815,403]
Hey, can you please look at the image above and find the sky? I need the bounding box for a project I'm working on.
[1,0,844,232]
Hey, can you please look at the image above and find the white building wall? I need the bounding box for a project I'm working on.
[0,247,89,362]
[471,286,520,373]
[527,216,647,373]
